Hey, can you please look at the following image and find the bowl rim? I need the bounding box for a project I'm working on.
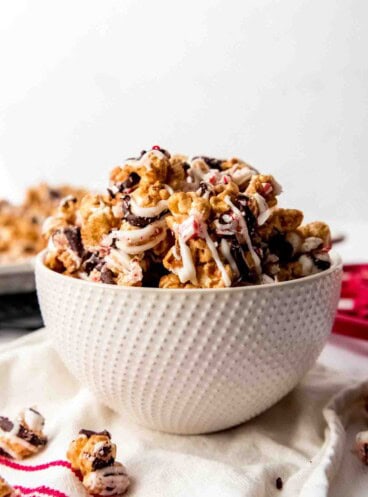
[36,249,342,294]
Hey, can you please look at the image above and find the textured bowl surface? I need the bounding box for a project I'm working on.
[36,251,342,434]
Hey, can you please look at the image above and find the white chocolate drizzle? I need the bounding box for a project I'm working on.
[253,192,268,214]
[252,193,274,226]
[125,149,166,171]
[301,237,323,253]
[105,248,143,284]
[227,164,256,185]
[176,230,197,285]
[105,248,132,272]
[285,231,302,254]
[42,216,55,235]
[129,197,168,218]
[83,463,130,496]
[188,158,210,182]
[261,274,275,284]
[224,196,261,275]
[163,184,174,195]
[257,207,274,226]
[298,254,315,275]
[174,212,231,287]
[204,232,231,287]
[23,408,44,432]
[220,238,240,278]
[112,219,167,255]
[140,149,166,169]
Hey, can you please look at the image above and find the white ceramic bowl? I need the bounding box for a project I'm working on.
[36,251,342,435]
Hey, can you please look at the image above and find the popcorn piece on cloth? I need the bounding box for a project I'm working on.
[83,463,130,496]
[0,476,20,497]
[0,408,47,460]
[43,146,332,288]
[67,429,130,496]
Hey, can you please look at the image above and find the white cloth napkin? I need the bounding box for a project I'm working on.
[0,330,367,497]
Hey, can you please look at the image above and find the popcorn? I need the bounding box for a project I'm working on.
[166,155,187,190]
[0,476,20,497]
[0,183,85,264]
[0,407,47,460]
[45,227,84,274]
[43,147,332,288]
[67,429,130,496]
[80,194,118,249]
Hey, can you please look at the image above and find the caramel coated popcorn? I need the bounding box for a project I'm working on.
[0,183,85,264]
[67,429,130,496]
[0,407,47,460]
[0,477,20,497]
[44,147,332,288]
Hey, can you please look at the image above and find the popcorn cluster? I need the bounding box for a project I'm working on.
[0,408,47,460]
[67,429,130,496]
[44,147,332,288]
[0,183,85,264]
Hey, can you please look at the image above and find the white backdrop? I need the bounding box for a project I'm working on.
[0,0,367,225]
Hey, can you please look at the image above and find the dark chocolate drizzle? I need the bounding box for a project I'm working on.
[212,194,261,285]
[82,254,116,284]
[234,195,257,237]
[82,253,104,274]
[126,150,146,161]
[363,443,368,464]
[192,156,224,170]
[29,407,42,416]
[151,146,171,158]
[268,234,293,263]
[276,477,283,490]
[214,195,257,239]
[100,266,115,284]
[142,253,169,288]
[117,172,140,193]
[0,447,12,459]
[92,456,115,471]
[229,238,259,285]
[0,416,14,432]
[197,182,214,198]
[17,425,47,447]
[218,212,232,225]
[313,256,331,271]
[48,188,61,200]
[60,196,77,207]
[104,469,127,477]
[79,429,111,439]
[121,195,168,228]
[63,227,84,257]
